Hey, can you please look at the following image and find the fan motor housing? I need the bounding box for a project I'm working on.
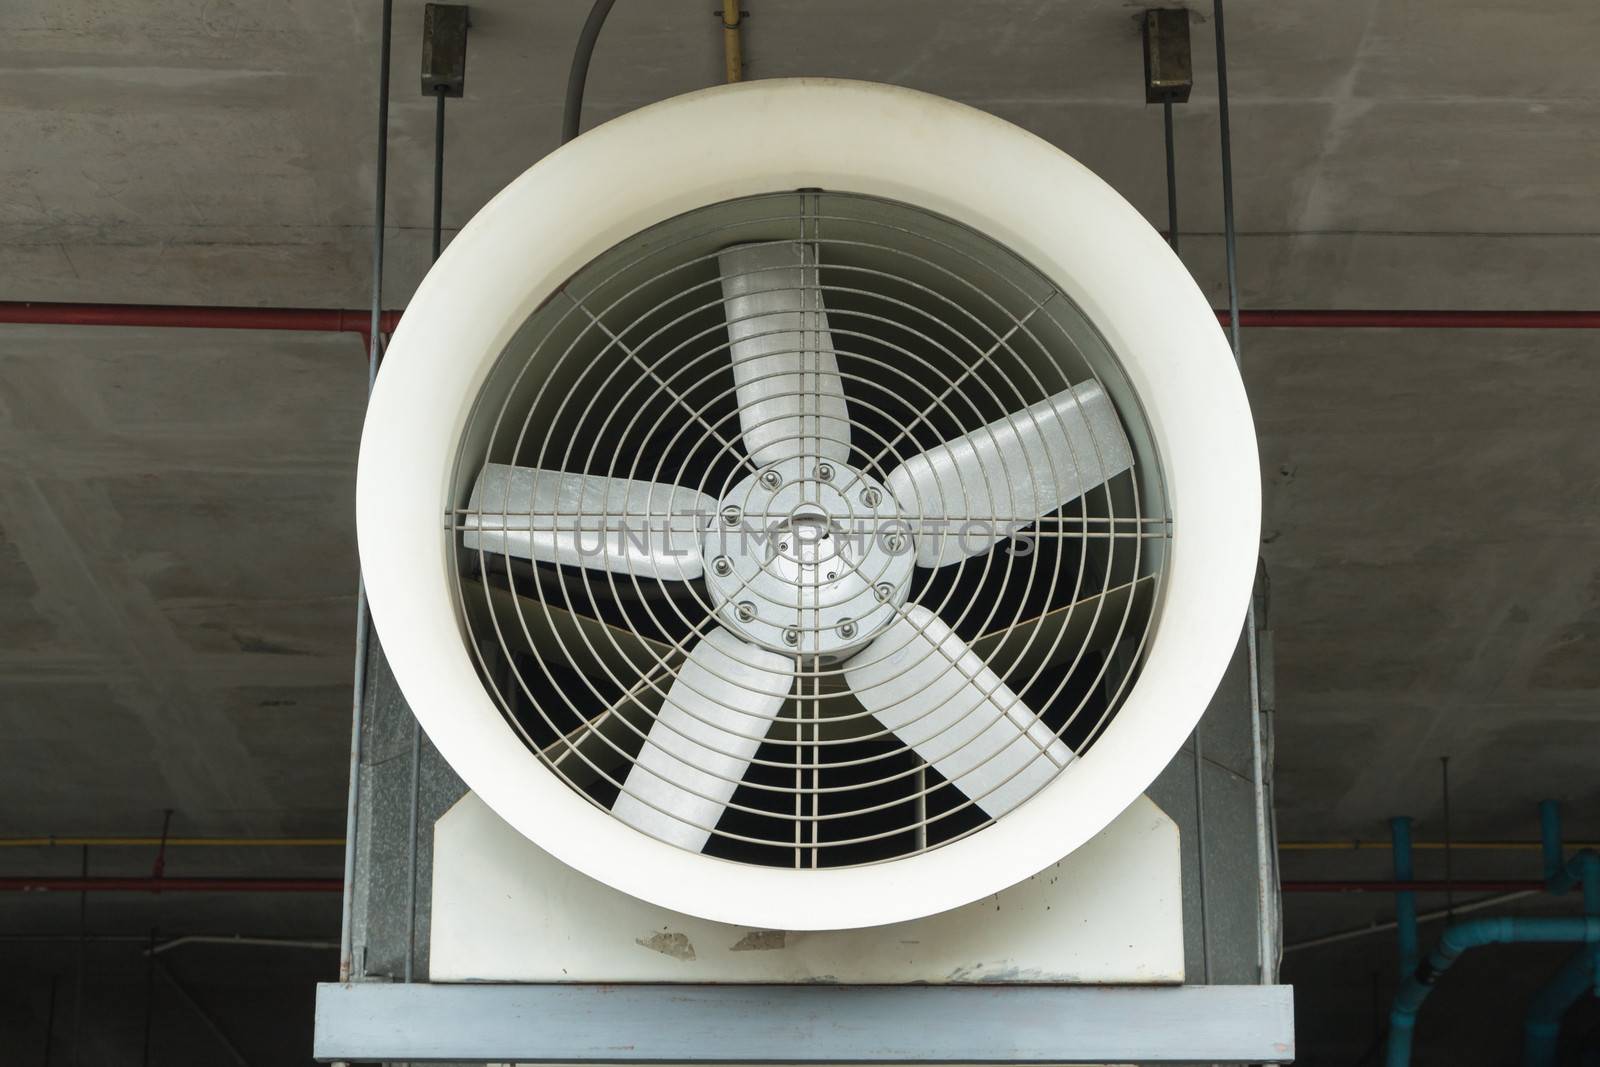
[356,78,1259,931]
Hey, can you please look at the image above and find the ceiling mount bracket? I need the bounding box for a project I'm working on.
[1142,9,1193,104]
[421,4,470,98]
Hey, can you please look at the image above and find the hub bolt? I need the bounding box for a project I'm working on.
[782,627,800,646]
[815,462,835,481]
[721,505,742,527]
[837,618,857,639]
[735,600,757,622]
[760,469,782,490]
[711,556,733,577]
[874,582,894,602]
[860,486,882,508]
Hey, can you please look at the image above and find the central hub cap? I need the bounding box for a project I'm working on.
[702,458,914,657]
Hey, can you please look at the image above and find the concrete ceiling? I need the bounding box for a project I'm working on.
[2,0,1598,1061]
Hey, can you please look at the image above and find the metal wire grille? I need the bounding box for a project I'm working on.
[449,191,1169,868]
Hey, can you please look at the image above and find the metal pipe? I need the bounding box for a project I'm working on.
[2,833,1584,852]
[1279,839,1598,852]
[1162,99,1178,255]
[1285,880,1546,894]
[1541,799,1567,886]
[721,0,744,84]
[1285,891,1540,955]
[1391,817,1419,977]
[8,302,1600,336]
[0,836,342,848]
[562,0,619,144]
[148,935,337,956]
[0,301,399,335]
[0,877,341,893]
[1212,0,1275,984]
[1386,917,1600,1067]
[1221,308,1600,329]
[340,0,392,989]
[1523,944,1600,1067]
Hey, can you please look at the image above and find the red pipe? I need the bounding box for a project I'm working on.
[1282,879,1544,894]
[0,301,401,335]
[3,301,1599,337]
[1219,309,1600,329]
[0,876,341,894]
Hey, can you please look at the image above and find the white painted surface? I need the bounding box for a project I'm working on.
[431,790,1183,984]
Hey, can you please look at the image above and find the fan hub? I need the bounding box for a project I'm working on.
[703,459,914,657]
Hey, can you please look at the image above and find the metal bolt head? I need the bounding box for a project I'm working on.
[874,582,894,602]
[860,486,883,508]
[759,469,782,490]
[721,505,742,527]
[815,462,834,481]
[782,627,800,646]
[735,600,757,622]
[711,556,733,577]
[837,618,857,639]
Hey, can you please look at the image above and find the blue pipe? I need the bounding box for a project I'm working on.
[1385,917,1600,1067]
[1521,802,1600,1067]
[1541,800,1565,885]
[1392,817,1419,978]
[1523,942,1600,1067]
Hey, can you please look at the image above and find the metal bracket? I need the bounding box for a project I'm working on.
[315,982,1295,1064]
[1142,9,1193,103]
[421,3,470,97]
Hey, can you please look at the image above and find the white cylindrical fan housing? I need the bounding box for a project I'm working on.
[356,79,1259,931]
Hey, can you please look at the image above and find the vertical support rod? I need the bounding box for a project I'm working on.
[1162,98,1179,254]
[1213,0,1274,983]
[431,87,446,262]
[1159,88,1210,982]
[406,75,451,991]
[1391,816,1419,978]
[340,0,392,986]
[721,0,744,83]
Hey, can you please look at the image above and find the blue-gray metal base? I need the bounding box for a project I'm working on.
[314,981,1294,1064]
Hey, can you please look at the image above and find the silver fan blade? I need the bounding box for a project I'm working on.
[844,604,1071,819]
[461,463,714,581]
[718,242,852,468]
[612,627,795,851]
[885,381,1133,568]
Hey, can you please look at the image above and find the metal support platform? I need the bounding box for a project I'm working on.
[314,982,1295,1064]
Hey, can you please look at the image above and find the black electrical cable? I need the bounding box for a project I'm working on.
[562,0,618,144]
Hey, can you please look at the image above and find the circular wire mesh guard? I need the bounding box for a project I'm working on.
[449,191,1170,869]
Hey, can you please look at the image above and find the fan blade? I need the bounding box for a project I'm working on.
[718,242,852,468]
[972,575,1157,679]
[885,381,1133,568]
[844,605,1071,819]
[461,464,714,581]
[611,627,794,851]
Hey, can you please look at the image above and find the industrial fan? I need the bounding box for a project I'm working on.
[356,78,1258,932]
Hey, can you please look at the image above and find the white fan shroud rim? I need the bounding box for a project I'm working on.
[356,78,1260,931]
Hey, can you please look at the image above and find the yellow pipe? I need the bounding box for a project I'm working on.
[0,836,343,849]
[721,0,743,84]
